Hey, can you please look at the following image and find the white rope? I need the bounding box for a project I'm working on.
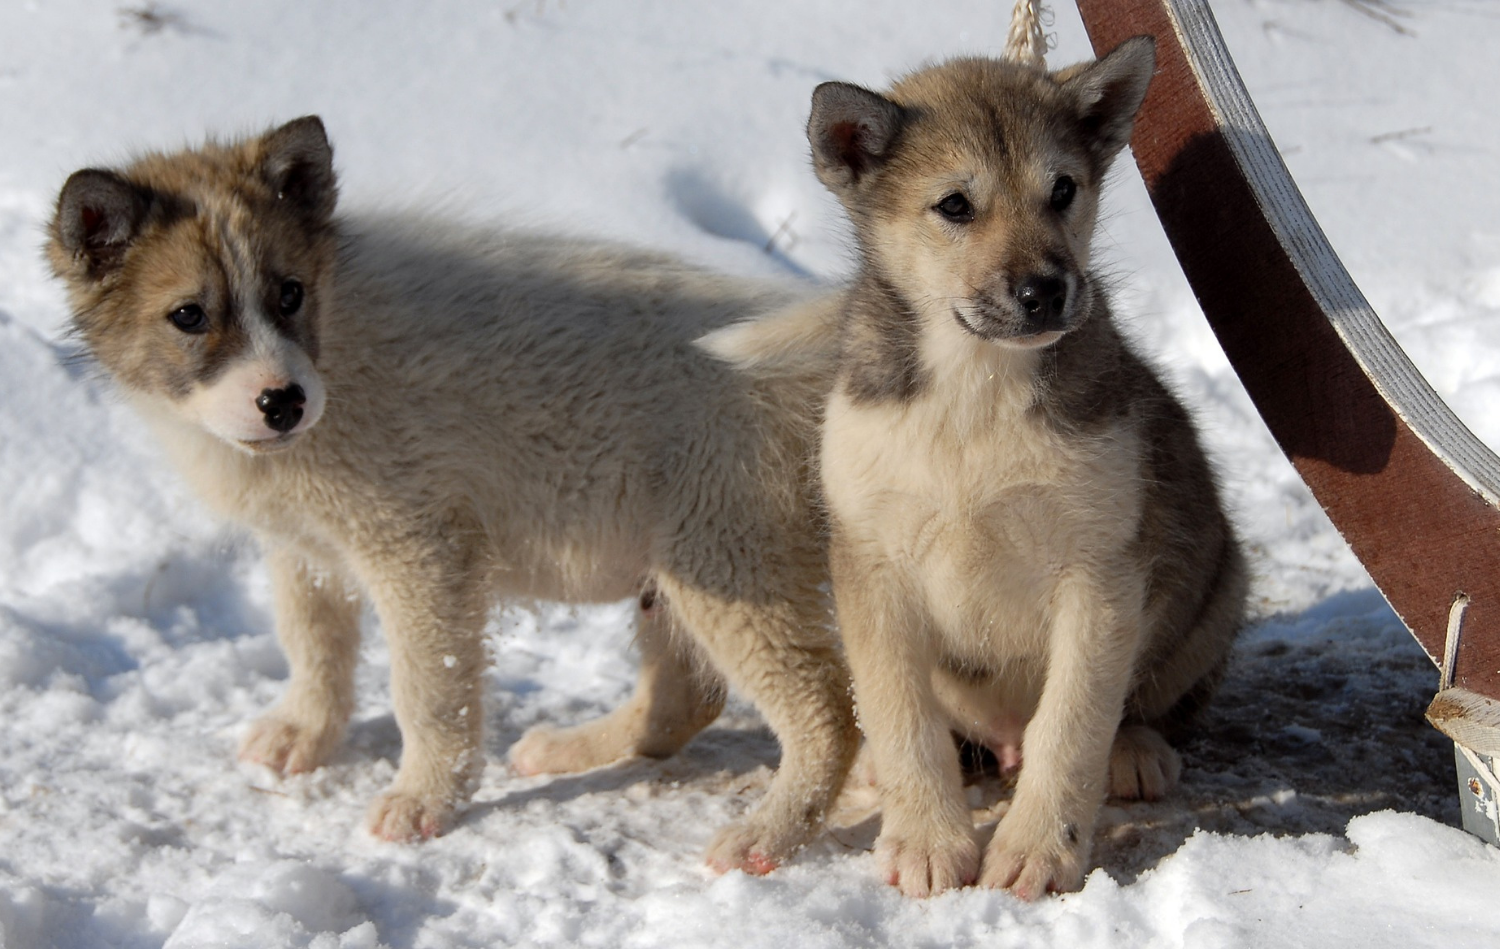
[1003,0,1048,68]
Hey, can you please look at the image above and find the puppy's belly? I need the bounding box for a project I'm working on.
[922,543,1048,754]
[488,541,649,604]
[892,491,1074,769]
[932,659,1044,772]
[895,489,1065,642]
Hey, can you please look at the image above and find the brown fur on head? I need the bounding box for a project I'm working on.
[47,116,338,452]
[808,37,1154,348]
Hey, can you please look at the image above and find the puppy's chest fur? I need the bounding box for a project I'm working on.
[824,320,1146,656]
[138,394,386,558]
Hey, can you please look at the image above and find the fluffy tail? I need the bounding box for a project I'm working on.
[695,291,844,375]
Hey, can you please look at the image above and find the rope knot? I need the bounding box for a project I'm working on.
[1003,0,1050,68]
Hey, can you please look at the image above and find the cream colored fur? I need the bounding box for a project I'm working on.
[823,335,1150,897]
[799,41,1248,898]
[47,120,857,873]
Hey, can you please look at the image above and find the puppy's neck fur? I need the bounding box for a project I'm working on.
[838,266,930,406]
[837,262,1054,416]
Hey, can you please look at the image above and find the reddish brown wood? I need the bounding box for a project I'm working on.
[1076,0,1500,701]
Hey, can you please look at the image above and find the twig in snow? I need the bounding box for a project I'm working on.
[1370,126,1432,145]
[764,213,798,255]
[1337,0,1416,37]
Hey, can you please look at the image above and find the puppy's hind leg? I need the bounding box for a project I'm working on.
[510,583,726,775]
[657,574,859,876]
[240,545,361,775]
[1111,536,1247,801]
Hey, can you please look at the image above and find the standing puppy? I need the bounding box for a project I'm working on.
[47,117,858,873]
[808,38,1246,898]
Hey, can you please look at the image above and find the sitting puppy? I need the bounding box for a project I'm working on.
[805,38,1247,897]
[46,117,857,873]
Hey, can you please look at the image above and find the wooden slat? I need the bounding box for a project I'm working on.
[1075,0,1500,702]
[1427,688,1500,758]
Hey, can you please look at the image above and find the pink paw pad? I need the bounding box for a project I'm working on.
[740,852,779,876]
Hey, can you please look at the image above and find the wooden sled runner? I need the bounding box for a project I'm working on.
[1074,0,1500,844]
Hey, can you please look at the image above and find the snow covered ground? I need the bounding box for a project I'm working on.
[3,0,1500,946]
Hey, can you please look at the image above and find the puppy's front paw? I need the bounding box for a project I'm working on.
[366,790,457,842]
[875,828,979,898]
[1108,724,1181,801]
[239,714,340,775]
[980,813,1086,900]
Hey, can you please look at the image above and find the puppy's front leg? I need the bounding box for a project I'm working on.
[361,544,488,842]
[240,545,361,775]
[836,547,978,897]
[981,570,1143,899]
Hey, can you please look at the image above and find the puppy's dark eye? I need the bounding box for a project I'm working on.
[934,192,974,223]
[278,278,304,317]
[1050,176,1077,212]
[168,304,209,334]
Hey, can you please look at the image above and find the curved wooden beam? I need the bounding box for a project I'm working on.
[1073,0,1500,717]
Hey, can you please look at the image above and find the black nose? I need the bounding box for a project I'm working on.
[1014,275,1068,330]
[256,384,306,433]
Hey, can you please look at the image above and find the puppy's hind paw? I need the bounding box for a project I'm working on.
[239,714,339,776]
[1108,724,1181,801]
[366,790,457,842]
[510,722,623,776]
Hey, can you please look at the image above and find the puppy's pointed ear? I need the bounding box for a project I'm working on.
[260,115,337,221]
[53,168,150,277]
[808,81,908,197]
[1059,35,1155,163]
